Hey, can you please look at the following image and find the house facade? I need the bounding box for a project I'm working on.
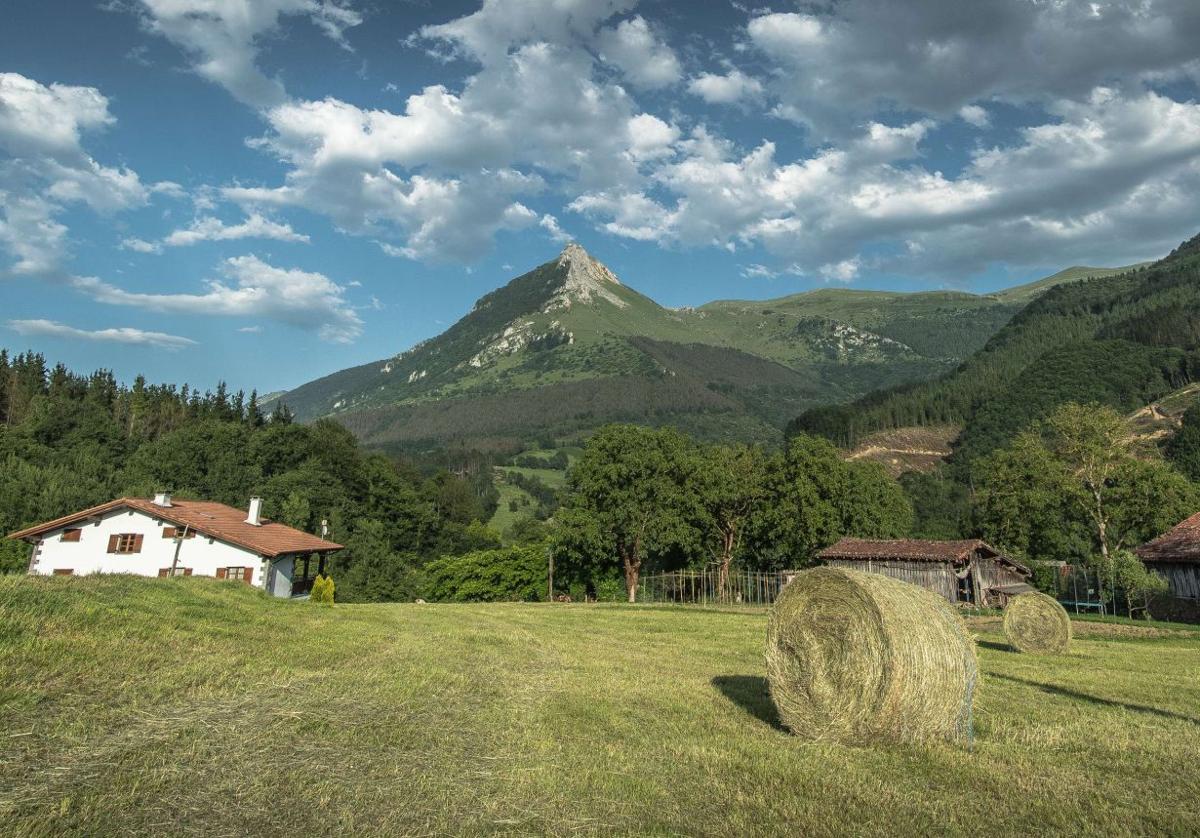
[1136,512,1200,622]
[8,493,342,598]
[817,538,1033,608]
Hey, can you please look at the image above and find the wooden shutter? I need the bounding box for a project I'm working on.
[243,567,254,584]
[53,568,74,576]
[158,568,169,577]
[162,526,176,539]
[132,534,144,553]
[106,534,118,553]
[183,568,193,576]
[216,568,227,579]
[61,529,81,543]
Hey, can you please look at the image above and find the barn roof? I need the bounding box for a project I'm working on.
[1136,512,1200,564]
[8,497,342,558]
[818,538,996,562]
[818,538,1029,575]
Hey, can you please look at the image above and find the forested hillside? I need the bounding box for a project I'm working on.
[0,351,502,598]
[791,233,1200,465]
[275,244,1123,450]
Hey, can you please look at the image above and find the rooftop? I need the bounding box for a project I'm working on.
[818,538,1002,563]
[8,497,343,558]
[1136,512,1200,563]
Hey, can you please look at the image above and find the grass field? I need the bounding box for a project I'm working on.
[2,576,1199,836]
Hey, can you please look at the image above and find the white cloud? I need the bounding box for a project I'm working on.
[69,254,363,342]
[747,0,1200,134]
[687,68,764,105]
[596,15,682,89]
[7,318,196,350]
[0,73,166,276]
[739,263,779,279]
[228,15,679,261]
[417,0,637,66]
[539,213,572,243]
[136,0,362,107]
[571,89,1200,276]
[237,325,263,333]
[958,104,991,128]
[163,213,309,246]
[122,237,161,254]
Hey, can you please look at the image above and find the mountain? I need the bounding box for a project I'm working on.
[792,233,1200,467]
[276,244,1132,451]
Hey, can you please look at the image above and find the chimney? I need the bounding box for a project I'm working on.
[152,491,172,508]
[246,497,263,526]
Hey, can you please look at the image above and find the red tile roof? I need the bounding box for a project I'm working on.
[8,497,342,558]
[1136,512,1200,564]
[818,537,1002,563]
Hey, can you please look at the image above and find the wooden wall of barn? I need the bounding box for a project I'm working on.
[975,557,1028,592]
[1148,562,1200,600]
[823,559,957,602]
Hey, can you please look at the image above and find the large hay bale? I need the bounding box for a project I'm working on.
[1003,591,1071,654]
[766,566,977,745]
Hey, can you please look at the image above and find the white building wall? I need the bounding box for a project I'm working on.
[28,506,269,587]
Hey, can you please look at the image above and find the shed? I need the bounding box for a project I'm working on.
[816,538,1032,608]
[1135,512,1200,621]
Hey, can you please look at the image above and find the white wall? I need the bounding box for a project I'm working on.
[28,506,268,587]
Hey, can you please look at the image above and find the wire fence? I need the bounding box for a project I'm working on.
[638,569,798,607]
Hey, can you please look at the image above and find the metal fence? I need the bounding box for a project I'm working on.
[638,569,795,607]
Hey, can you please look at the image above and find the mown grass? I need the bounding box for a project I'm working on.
[1,575,1198,836]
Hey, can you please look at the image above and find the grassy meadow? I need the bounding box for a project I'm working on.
[2,576,1199,836]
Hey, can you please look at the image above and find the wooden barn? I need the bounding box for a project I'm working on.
[817,538,1033,608]
[1136,512,1200,622]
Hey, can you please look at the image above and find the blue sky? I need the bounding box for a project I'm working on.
[2,0,1199,394]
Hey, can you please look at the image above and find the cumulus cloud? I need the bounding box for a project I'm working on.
[69,255,363,342]
[227,5,682,262]
[135,0,362,107]
[0,73,171,276]
[571,89,1200,276]
[596,15,681,89]
[687,68,763,105]
[163,213,308,247]
[7,318,196,350]
[958,104,991,128]
[747,0,1200,134]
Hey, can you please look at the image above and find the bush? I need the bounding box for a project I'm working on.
[310,573,335,605]
[426,543,547,602]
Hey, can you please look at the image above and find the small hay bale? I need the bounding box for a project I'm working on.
[766,566,977,745]
[1003,591,1071,654]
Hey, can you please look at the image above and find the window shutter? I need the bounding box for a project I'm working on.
[216,568,227,579]
[162,527,176,539]
[183,568,193,576]
[106,534,118,553]
[61,529,81,543]
[158,568,169,577]
[132,534,144,553]
[243,567,254,584]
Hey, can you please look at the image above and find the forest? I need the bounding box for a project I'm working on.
[5,336,1200,612]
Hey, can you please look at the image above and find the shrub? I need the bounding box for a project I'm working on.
[310,573,335,605]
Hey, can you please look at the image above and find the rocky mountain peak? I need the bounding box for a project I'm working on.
[547,242,627,310]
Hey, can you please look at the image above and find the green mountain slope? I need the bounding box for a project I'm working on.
[791,233,1200,464]
[277,244,1130,449]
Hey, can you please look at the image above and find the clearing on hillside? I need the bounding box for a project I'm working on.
[1,576,1198,836]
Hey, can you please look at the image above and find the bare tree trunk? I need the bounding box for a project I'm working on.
[718,529,735,603]
[624,555,640,603]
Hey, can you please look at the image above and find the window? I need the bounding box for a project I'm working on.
[218,567,252,583]
[158,568,193,577]
[60,528,81,543]
[161,526,196,539]
[107,533,143,554]
[53,568,74,576]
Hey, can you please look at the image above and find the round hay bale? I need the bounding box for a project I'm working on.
[1003,591,1071,654]
[766,566,977,745]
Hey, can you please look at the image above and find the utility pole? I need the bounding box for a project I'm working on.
[169,524,189,576]
[547,546,554,602]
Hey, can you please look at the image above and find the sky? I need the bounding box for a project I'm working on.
[2,0,1199,395]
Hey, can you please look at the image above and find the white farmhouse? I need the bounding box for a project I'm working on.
[8,493,342,598]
